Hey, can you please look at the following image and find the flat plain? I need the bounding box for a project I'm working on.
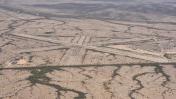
[0,0,176,99]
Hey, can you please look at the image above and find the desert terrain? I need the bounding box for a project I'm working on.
[0,0,176,99]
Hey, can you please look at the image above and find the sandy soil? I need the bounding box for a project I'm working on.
[0,9,176,99]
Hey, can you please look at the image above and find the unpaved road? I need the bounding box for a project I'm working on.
[0,0,176,99]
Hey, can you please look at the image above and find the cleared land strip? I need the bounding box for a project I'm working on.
[60,36,87,65]
[92,38,153,46]
[165,52,176,55]
[11,33,169,63]
[86,46,169,63]
[17,46,70,53]
[11,33,85,46]
[11,33,68,45]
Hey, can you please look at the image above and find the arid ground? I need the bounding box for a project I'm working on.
[0,0,176,99]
